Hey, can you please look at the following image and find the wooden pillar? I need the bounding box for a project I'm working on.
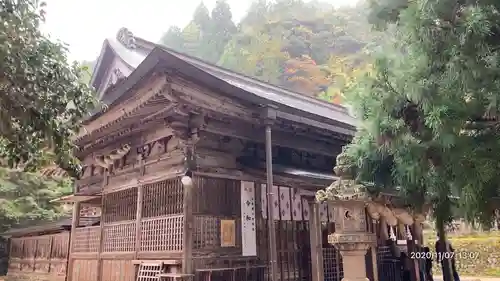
[379,217,388,242]
[47,235,54,273]
[33,237,38,272]
[371,218,379,281]
[263,107,278,281]
[309,202,324,281]
[96,171,108,281]
[67,201,81,281]
[181,176,194,277]
[371,245,379,281]
[134,185,143,258]
[413,221,423,245]
[398,223,405,240]
[406,227,418,281]
[412,222,423,281]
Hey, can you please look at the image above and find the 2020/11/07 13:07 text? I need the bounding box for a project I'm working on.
[410,251,480,261]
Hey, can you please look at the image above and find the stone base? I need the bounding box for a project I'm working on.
[329,233,376,281]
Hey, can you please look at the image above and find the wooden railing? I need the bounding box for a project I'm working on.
[140,215,184,252]
[72,226,101,253]
[102,221,136,252]
[71,215,185,254]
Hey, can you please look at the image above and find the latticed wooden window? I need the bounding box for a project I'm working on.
[140,215,183,252]
[102,187,138,223]
[102,222,136,252]
[193,216,219,249]
[193,177,240,216]
[72,227,100,253]
[142,178,183,218]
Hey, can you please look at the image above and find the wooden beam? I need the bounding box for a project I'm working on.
[50,195,100,203]
[77,101,172,144]
[264,122,279,281]
[171,79,256,123]
[134,185,143,259]
[371,246,379,281]
[181,176,194,277]
[78,119,167,154]
[67,201,81,281]
[276,110,355,136]
[96,171,107,281]
[309,202,324,281]
[203,118,343,156]
[76,77,168,139]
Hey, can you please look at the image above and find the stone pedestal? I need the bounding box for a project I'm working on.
[328,202,377,281]
[328,232,376,281]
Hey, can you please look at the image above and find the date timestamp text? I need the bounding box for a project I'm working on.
[410,251,479,261]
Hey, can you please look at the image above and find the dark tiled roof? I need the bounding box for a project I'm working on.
[159,46,356,128]
[1,216,100,237]
[86,32,357,135]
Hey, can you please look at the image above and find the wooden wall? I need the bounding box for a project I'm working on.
[7,232,70,281]
[69,178,185,281]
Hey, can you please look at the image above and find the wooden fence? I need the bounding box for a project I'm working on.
[7,232,70,281]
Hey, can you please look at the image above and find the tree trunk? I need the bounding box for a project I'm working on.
[436,218,454,281]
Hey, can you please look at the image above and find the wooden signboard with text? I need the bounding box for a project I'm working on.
[220,219,236,247]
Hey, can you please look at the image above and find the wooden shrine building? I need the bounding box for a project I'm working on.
[63,28,427,281]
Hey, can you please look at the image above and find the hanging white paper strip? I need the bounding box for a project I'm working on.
[272,185,280,220]
[279,186,292,221]
[241,181,257,256]
[291,189,303,221]
[302,198,310,221]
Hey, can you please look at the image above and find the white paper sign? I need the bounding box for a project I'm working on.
[241,181,257,256]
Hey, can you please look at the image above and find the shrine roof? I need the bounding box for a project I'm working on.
[1,217,100,238]
[87,28,357,136]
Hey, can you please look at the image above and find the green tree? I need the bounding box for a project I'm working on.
[0,168,72,232]
[159,0,380,102]
[160,26,185,51]
[0,0,97,177]
[193,2,216,62]
[219,31,288,84]
[193,2,211,30]
[208,0,236,62]
[181,21,202,57]
[325,0,500,280]
[239,0,268,27]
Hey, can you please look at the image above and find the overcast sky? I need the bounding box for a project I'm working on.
[42,0,357,62]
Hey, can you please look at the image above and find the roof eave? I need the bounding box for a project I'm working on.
[89,40,111,89]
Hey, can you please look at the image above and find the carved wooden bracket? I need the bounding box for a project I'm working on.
[188,113,206,145]
[93,144,131,170]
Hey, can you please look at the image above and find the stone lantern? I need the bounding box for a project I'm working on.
[316,150,377,281]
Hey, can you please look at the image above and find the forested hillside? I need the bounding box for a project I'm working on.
[159,0,382,104]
